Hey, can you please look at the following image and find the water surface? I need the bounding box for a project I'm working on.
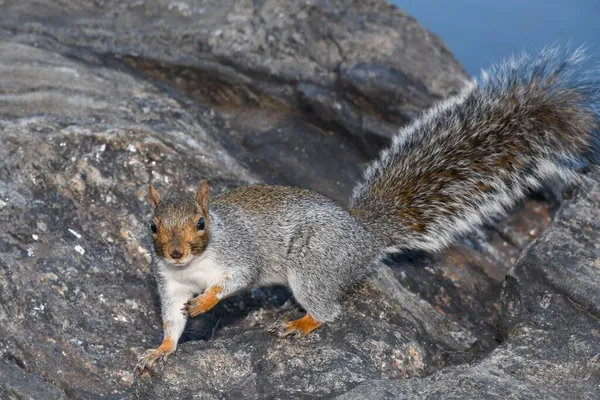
[394,0,600,75]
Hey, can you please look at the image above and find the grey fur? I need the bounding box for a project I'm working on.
[207,186,378,322]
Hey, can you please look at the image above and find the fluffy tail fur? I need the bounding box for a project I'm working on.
[350,47,600,252]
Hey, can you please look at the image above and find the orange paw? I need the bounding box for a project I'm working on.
[274,314,321,338]
[136,336,174,374]
[182,286,222,317]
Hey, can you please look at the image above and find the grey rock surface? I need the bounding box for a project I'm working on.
[0,359,68,400]
[0,0,596,399]
[0,0,468,203]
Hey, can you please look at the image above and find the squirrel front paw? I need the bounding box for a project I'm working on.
[181,299,201,318]
[270,314,322,338]
[181,286,222,318]
[135,337,175,374]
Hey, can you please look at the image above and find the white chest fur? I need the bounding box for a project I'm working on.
[158,252,226,294]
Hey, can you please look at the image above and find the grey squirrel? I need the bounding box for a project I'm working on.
[136,47,600,373]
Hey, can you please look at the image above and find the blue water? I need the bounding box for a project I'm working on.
[392,0,600,76]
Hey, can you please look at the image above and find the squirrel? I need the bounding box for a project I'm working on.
[136,47,600,373]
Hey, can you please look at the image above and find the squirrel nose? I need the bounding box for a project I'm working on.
[170,249,183,260]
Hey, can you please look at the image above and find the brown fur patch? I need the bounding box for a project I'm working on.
[283,314,321,336]
[476,181,490,191]
[185,286,223,317]
[411,222,426,233]
[155,336,174,354]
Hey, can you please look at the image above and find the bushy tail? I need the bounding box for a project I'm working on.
[350,46,600,252]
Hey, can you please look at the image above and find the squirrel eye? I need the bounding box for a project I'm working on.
[197,217,205,231]
[150,222,157,234]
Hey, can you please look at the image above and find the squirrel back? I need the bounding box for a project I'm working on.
[350,47,600,252]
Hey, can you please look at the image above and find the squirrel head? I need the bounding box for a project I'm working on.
[148,180,210,267]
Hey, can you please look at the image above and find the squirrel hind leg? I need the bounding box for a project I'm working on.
[271,274,343,338]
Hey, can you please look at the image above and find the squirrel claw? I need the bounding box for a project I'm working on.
[136,348,168,374]
[271,314,321,339]
[183,287,222,318]
[135,338,175,374]
[270,323,302,339]
[182,300,199,318]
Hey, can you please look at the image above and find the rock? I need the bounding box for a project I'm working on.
[0,359,68,400]
[338,174,600,399]
[0,0,468,203]
[0,0,593,399]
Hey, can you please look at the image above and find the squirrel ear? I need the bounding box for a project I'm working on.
[149,184,161,210]
[195,180,209,212]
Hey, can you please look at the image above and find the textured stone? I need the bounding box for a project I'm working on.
[0,0,468,202]
[0,359,68,400]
